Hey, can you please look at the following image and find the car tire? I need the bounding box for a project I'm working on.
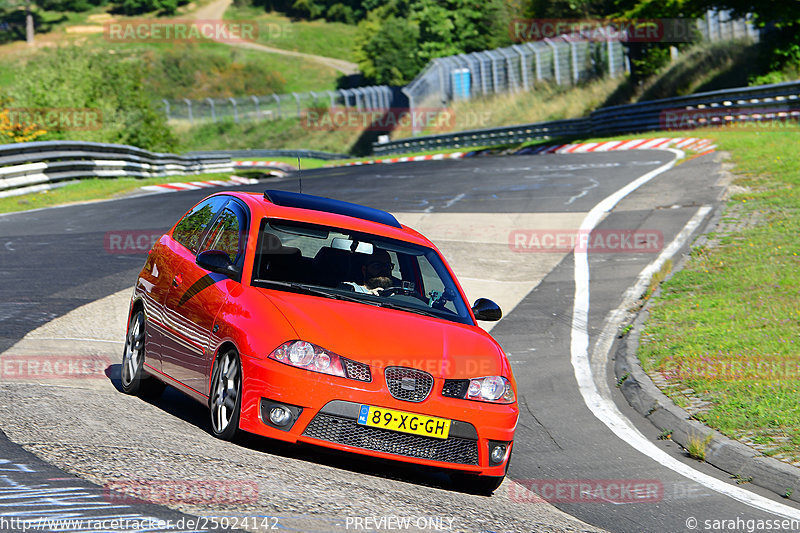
[121,309,165,399]
[452,472,505,495]
[209,347,242,441]
[475,475,505,495]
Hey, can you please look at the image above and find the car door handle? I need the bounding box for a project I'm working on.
[172,274,182,287]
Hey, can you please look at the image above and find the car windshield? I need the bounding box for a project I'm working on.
[251,219,473,325]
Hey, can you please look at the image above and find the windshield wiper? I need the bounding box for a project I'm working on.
[375,301,439,318]
[254,280,377,305]
[255,280,442,317]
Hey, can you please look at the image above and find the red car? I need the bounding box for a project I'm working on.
[122,190,517,492]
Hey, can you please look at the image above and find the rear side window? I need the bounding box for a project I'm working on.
[172,196,228,253]
[199,208,244,264]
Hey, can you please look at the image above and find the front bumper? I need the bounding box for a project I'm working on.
[238,355,517,476]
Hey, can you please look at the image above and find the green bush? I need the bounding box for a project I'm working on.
[141,45,286,100]
[8,46,178,151]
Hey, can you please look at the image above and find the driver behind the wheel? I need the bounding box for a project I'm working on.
[362,249,395,291]
[340,249,396,294]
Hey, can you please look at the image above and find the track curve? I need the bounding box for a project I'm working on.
[2,151,798,532]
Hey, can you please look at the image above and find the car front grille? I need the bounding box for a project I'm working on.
[384,367,433,402]
[343,358,372,382]
[303,413,479,465]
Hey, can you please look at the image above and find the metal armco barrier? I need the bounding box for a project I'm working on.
[0,141,233,198]
[185,148,348,160]
[373,80,800,155]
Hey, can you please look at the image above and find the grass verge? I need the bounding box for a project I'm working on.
[176,117,366,154]
[637,126,800,464]
[0,173,232,214]
[223,5,357,62]
[235,156,329,169]
[393,76,624,140]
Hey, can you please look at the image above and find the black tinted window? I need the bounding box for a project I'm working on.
[199,208,244,264]
[252,219,472,324]
[173,196,228,253]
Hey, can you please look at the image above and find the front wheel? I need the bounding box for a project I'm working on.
[452,472,505,495]
[121,310,165,398]
[475,475,505,495]
[209,348,242,441]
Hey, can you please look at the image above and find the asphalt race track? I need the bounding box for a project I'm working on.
[2,150,800,532]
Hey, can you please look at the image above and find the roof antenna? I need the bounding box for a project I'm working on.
[297,157,302,194]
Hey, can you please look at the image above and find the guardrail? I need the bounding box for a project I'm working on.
[374,80,800,155]
[186,148,349,160]
[0,141,233,199]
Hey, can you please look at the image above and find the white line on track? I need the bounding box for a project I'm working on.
[570,148,800,519]
[589,205,712,395]
[443,193,466,209]
[565,178,599,206]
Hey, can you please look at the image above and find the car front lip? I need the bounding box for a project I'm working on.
[238,354,518,475]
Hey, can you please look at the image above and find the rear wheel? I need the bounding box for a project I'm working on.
[121,310,165,398]
[209,348,242,441]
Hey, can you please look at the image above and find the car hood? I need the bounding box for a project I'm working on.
[255,288,508,379]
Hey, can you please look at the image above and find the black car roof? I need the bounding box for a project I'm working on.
[263,189,402,229]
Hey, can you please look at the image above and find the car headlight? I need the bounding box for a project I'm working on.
[442,376,515,403]
[269,340,347,378]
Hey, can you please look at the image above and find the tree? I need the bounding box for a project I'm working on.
[250,0,383,22]
[522,0,616,18]
[0,0,110,44]
[614,0,800,80]
[354,8,423,85]
[354,0,514,85]
[114,0,179,15]
[688,0,800,74]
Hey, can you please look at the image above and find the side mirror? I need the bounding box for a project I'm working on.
[472,298,502,321]
[197,250,240,278]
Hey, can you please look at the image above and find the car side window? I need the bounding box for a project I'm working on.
[173,196,228,253]
[200,208,243,264]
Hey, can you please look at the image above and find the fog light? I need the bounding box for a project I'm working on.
[269,406,292,426]
[490,445,507,464]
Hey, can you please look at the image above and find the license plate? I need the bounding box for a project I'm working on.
[357,405,451,439]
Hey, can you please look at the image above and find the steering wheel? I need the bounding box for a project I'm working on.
[379,286,425,300]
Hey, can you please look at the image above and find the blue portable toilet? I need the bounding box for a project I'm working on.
[452,68,471,100]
